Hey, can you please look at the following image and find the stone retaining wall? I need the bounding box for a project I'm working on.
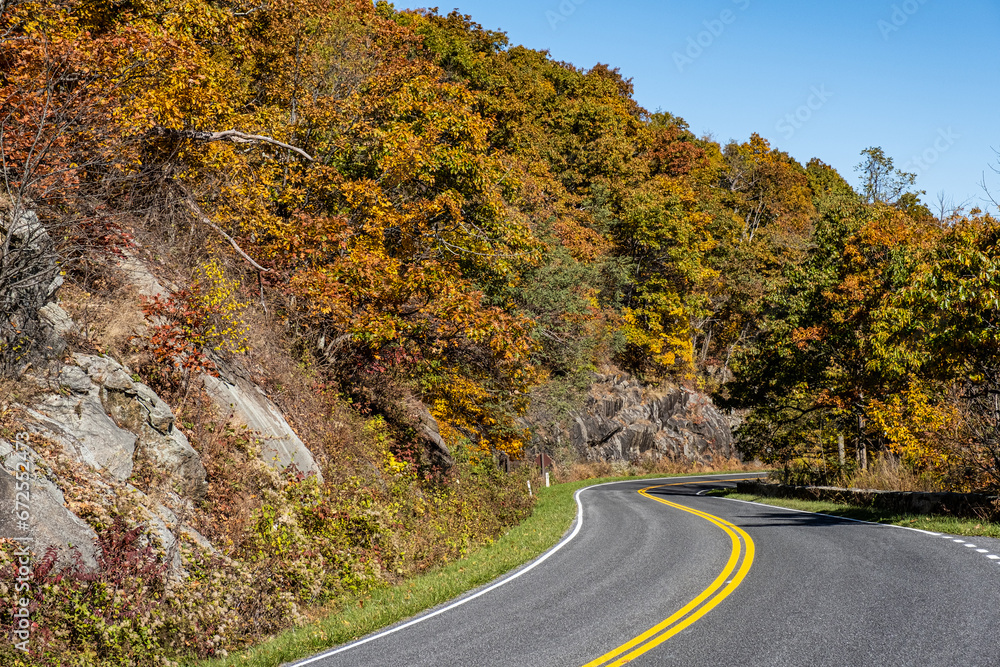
[735,480,1000,520]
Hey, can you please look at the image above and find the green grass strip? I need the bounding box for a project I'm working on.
[190,471,730,667]
[715,491,1000,538]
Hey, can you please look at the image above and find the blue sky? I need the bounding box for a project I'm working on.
[396,0,1000,214]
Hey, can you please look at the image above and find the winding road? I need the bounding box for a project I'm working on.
[293,473,1000,666]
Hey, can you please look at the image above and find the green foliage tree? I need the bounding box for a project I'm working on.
[855,146,920,206]
[724,201,939,474]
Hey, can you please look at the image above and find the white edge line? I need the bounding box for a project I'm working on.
[716,496,942,536]
[291,473,761,665]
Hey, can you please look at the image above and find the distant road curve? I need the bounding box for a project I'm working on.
[293,473,1000,667]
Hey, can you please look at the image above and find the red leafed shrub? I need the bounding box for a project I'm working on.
[1,518,168,666]
[135,264,250,396]
[70,213,137,260]
[139,289,219,379]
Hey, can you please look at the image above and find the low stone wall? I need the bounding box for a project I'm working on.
[735,480,1000,520]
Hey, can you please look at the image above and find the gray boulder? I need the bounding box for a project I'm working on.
[25,354,208,497]
[76,354,207,498]
[405,398,454,470]
[570,375,734,464]
[0,205,63,375]
[29,364,138,481]
[0,439,99,570]
[203,372,323,481]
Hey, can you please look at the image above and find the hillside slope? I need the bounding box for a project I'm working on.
[3,1,1000,663]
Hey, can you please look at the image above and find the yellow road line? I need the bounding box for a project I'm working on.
[581,481,755,667]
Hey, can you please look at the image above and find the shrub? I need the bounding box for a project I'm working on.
[135,259,250,393]
[0,519,168,666]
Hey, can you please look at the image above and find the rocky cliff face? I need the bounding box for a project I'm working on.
[0,250,452,572]
[569,375,735,464]
[4,326,215,573]
[0,249,330,570]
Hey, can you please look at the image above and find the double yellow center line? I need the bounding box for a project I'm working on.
[582,481,756,667]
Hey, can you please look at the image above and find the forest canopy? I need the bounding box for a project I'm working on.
[3,0,1000,491]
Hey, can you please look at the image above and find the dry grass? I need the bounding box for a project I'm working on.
[234,302,343,468]
[0,378,46,424]
[184,412,280,552]
[846,452,943,492]
[58,280,146,363]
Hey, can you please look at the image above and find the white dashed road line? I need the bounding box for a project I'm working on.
[939,535,1000,563]
[719,500,1000,567]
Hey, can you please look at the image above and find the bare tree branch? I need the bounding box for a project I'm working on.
[151,127,314,162]
[980,172,999,211]
[232,2,267,17]
[177,186,273,274]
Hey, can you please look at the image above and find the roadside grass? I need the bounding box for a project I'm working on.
[713,491,1000,538]
[189,471,741,667]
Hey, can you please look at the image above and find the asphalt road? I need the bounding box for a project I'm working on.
[293,473,1000,667]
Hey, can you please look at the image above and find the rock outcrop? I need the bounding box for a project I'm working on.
[80,354,209,498]
[569,375,734,464]
[8,306,212,570]
[0,231,321,576]
[117,252,323,482]
[27,361,139,482]
[0,438,100,569]
[203,371,323,481]
[26,348,207,497]
[0,236,338,578]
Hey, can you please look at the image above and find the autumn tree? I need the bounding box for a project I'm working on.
[870,213,1000,488]
[724,201,940,476]
[608,177,718,376]
[695,135,818,380]
[196,1,545,459]
[0,0,146,371]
